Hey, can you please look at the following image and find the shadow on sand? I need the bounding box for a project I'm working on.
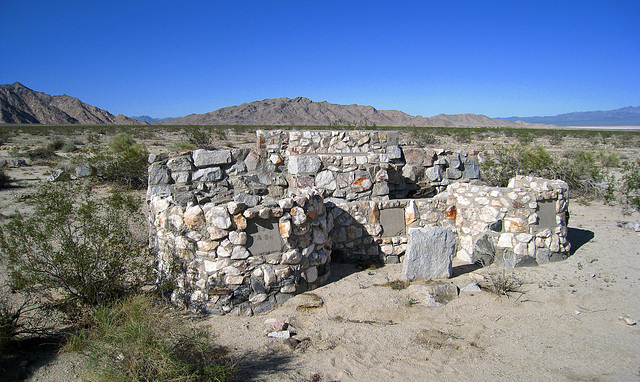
[567,227,595,255]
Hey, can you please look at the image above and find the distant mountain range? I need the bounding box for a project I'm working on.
[0,82,142,125]
[131,115,174,124]
[498,106,640,126]
[1,82,637,127]
[157,96,537,128]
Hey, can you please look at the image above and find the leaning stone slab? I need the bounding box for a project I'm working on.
[402,226,455,281]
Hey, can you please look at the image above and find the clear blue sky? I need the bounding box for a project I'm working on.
[1,1,638,118]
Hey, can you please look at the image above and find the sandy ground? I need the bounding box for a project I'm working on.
[1,129,640,381]
[194,201,640,382]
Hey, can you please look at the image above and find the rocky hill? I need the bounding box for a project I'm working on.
[160,97,538,128]
[0,82,143,124]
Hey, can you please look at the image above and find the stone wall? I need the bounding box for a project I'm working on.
[149,178,330,315]
[326,175,570,267]
[147,129,571,314]
[259,129,481,201]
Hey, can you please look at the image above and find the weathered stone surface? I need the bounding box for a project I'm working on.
[473,234,495,266]
[171,171,191,183]
[192,149,231,167]
[193,167,223,182]
[291,207,307,225]
[148,163,170,185]
[234,193,260,208]
[315,170,337,190]
[386,145,402,160]
[448,153,461,169]
[229,231,247,245]
[426,166,442,182]
[167,156,193,172]
[231,246,250,260]
[352,176,373,192]
[446,168,463,180]
[244,150,261,171]
[47,169,70,182]
[288,155,322,174]
[402,227,455,281]
[184,205,205,229]
[463,158,480,179]
[282,249,302,264]
[206,206,232,229]
[403,148,427,165]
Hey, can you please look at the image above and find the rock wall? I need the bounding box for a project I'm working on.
[149,181,330,315]
[147,129,571,314]
[259,129,481,200]
[326,175,570,267]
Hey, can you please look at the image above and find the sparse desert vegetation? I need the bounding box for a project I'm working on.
[0,124,639,381]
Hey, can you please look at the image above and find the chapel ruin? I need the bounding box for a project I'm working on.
[147,130,570,314]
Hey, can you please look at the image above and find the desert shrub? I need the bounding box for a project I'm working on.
[68,295,233,381]
[410,129,438,145]
[47,138,66,151]
[481,145,555,187]
[454,129,472,144]
[598,152,620,168]
[0,168,10,188]
[482,145,609,199]
[0,288,50,350]
[61,140,80,153]
[26,146,58,163]
[183,126,225,149]
[548,131,564,146]
[621,158,640,211]
[91,133,149,189]
[0,182,151,319]
[478,269,522,297]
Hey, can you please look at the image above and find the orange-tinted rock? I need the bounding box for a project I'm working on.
[445,205,457,220]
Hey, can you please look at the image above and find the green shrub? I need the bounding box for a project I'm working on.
[69,295,233,381]
[91,134,149,189]
[482,145,609,199]
[481,145,555,187]
[0,182,151,319]
[26,146,59,163]
[621,158,640,211]
[47,138,66,151]
[598,152,620,168]
[183,126,223,149]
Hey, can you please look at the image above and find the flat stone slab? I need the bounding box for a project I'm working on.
[402,226,455,281]
[246,219,284,255]
[380,208,406,237]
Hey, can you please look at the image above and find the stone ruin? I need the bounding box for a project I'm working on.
[147,130,570,314]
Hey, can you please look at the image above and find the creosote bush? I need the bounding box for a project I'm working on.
[621,158,640,211]
[90,133,149,189]
[182,126,226,149]
[0,182,151,320]
[481,145,611,199]
[67,295,233,382]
